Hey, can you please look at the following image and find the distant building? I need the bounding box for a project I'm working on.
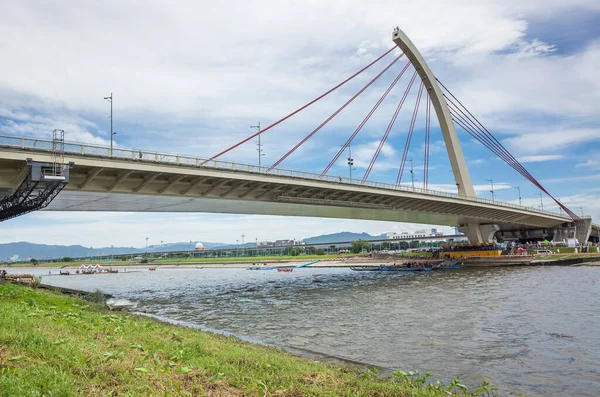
[194,242,206,251]
[257,239,305,247]
[386,231,428,240]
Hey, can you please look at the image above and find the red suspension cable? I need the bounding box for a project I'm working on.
[396,81,424,187]
[320,61,412,178]
[200,46,397,165]
[362,70,418,183]
[266,54,404,172]
[424,91,431,190]
[437,78,578,219]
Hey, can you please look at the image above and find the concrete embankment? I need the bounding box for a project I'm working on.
[38,283,113,298]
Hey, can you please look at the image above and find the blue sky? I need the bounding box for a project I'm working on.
[0,0,599,247]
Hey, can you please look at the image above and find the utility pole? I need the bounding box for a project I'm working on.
[347,145,354,181]
[251,123,264,169]
[104,93,115,155]
[486,179,495,202]
[513,186,522,206]
[558,199,563,216]
[537,193,544,211]
[409,158,415,189]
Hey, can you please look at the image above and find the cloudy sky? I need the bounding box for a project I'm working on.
[1,0,599,247]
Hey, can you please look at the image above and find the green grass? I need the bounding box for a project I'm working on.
[0,282,495,396]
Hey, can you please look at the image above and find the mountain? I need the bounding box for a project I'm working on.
[0,241,227,262]
[0,232,389,261]
[303,232,386,244]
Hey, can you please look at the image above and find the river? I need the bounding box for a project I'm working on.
[22,265,600,396]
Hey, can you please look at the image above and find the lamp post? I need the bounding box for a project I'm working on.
[558,199,563,216]
[104,93,114,155]
[537,193,544,211]
[409,158,415,189]
[251,123,264,169]
[145,237,149,253]
[241,234,245,257]
[579,207,584,217]
[236,239,239,257]
[486,179,495,202]
[347,145,354,181]
[513,186,522,206]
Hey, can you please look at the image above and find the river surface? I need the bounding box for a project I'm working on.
[21,265,600,396]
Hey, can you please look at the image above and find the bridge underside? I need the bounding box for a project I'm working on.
[0,151,592,242]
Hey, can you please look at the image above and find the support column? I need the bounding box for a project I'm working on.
[392,27,482,242]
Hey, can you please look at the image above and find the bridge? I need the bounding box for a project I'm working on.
[0,28,597,244]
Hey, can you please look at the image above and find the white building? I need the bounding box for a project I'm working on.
[257,239,305,247]
[386,231,428,240]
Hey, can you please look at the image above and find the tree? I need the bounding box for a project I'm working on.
[30,258,38,266]
[62,257,72,262]
[316,248,325,255]
[351,239,371,254]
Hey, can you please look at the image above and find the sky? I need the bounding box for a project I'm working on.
[0,0,599,247]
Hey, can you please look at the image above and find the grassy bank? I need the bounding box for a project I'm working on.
[0,283,492,396]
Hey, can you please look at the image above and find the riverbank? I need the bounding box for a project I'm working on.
[8,252,600,271]
[0,282,488,396]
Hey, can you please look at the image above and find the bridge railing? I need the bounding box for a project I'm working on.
[0,134,568,219]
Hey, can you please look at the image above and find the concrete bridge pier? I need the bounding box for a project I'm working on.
[575,217,593,243]
[459,223,500,243]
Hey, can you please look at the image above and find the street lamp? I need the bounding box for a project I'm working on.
[104,93,114,155]
[486,179,495,202]
[145,237,149,253]
[236,239,239,257]
[537,193,544,211]
[513,186,522,206]
[251,123,264,169]
[347,145,355,181]
[558,199,563,215]
[408,158,417,189]
[579,207,584,217]
[241,234,245,256]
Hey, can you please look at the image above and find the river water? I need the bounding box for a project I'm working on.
[22,265,600,396]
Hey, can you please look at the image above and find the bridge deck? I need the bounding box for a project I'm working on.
[0,135,591,233]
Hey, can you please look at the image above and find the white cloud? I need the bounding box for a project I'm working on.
[504,129,600,154]
[0,212,456,247]
[0,0,599,243]
[576,159,600,168]
[518,154,565,163]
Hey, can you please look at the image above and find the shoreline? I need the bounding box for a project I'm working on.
[0,282,485,396]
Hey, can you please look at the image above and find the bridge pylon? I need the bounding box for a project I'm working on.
[392,27,488,243]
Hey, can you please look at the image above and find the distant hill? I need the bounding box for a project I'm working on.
[304,232,385,245]
[0,241,227,262]
[0,232,390,261]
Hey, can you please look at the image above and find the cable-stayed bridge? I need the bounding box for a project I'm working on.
[0,28,597,243]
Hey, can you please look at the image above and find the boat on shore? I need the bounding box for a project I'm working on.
[351,260,461,272]
[350,265,431,272]
[149,267,157,271]
[277,268,293,272]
